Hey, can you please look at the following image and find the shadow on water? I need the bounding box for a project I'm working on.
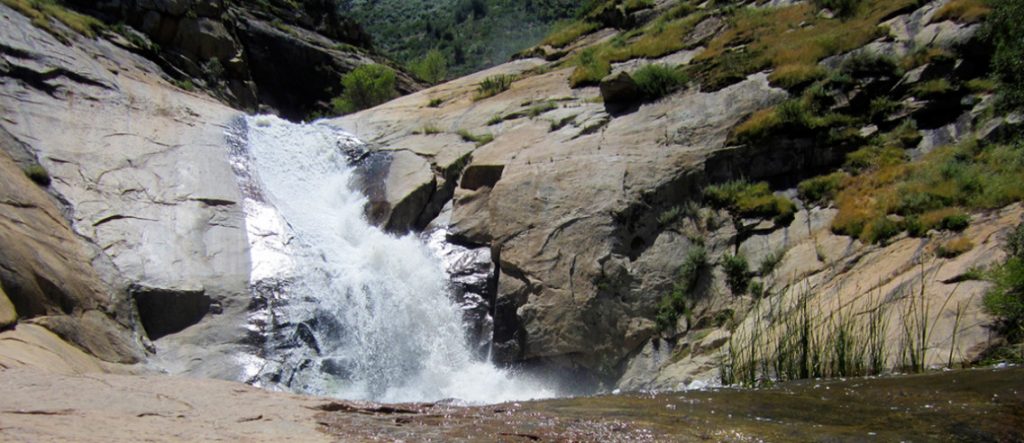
[317,367,1024,441]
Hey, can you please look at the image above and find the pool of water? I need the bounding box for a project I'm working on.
[316,366,1024,441]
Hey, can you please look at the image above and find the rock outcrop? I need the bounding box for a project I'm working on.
[334,0,1015,387]
[71,0,421,119]
[1,3,254,378]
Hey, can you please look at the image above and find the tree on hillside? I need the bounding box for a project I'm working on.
[410,49,448,84]
[986,0,1024,108]
[332,64,396,114]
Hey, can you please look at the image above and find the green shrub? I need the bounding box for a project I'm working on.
[632,64,688,100]
[722,253,751,296]
[862,216,901,244]
[984,0,1024,109]
[705,180,796,224]
[984,256,1024,341]
[333,64,397,114]
[656,246,707,330]
[1007,222,1024,259]
[475,74,514,100]
[798,172,848,205]
[984,223,1024,341]
[22,164,50,186]
[748,280,767,298]
[937,236,974,258]
[758,249,785,276]
[410,49,448,84]
[939,213,971,232]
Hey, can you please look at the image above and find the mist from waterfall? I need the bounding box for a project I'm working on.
[230,115,554,404]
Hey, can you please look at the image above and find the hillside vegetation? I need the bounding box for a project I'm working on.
[340,0,584,79]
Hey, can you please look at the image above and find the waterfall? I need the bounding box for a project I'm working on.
[225,115,553,404]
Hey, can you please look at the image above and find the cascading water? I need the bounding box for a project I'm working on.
[225,115,554,404]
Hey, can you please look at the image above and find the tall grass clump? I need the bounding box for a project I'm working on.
[656,246,707,330]
[332,64,397,114]
[705,180,796,225]
[632,64,688,100]
[543,20,600,48]
[475,74,515,100]
[932,0,992,24]
[720,275,962,387]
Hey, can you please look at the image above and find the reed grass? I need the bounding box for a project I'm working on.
[720,269,967,386]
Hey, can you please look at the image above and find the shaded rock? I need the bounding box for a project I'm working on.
[131,286,213,341]
[0,323,113,374]
[599,71,638,104]
[31,311,147,364]
[0,288,15,329]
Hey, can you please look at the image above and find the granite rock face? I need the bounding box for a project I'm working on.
[333,0,1010,387]
[0,4,253,378]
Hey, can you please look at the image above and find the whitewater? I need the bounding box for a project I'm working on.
[228,115,554,404]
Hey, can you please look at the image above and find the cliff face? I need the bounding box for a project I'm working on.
[0,1,253,377]
[337,0,1021,387]
[66,0,422,119]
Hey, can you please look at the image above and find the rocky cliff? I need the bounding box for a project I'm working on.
[335,0,1023,388]
[62,0,422,119]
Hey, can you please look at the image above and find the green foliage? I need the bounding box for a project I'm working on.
[984,0,1024,109]
[22,164,50,186]
[748,280,766,298]
[705,180,796,225]
[550,114,577,132]
[632,64,688,101]
[409,49,449,84]
[656,246,707,330]
[456,129,494,146]
[333,64,397,114]
[983,248,1024,341]
[428,98,444,108]
[834,135,1024,244]
[1007,221,1024,259]
[2,0,105,42]
[912,79,954,99]
[937,236,974,258]
[657,205,683,227]
[475,74,514,100]
[798,172,848,205]
[543,20,599,48]
[722,254,751,296]
[758,249,785,276]
[863,216,901,244]
[345,0,583,78]
[173,78,195,92]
